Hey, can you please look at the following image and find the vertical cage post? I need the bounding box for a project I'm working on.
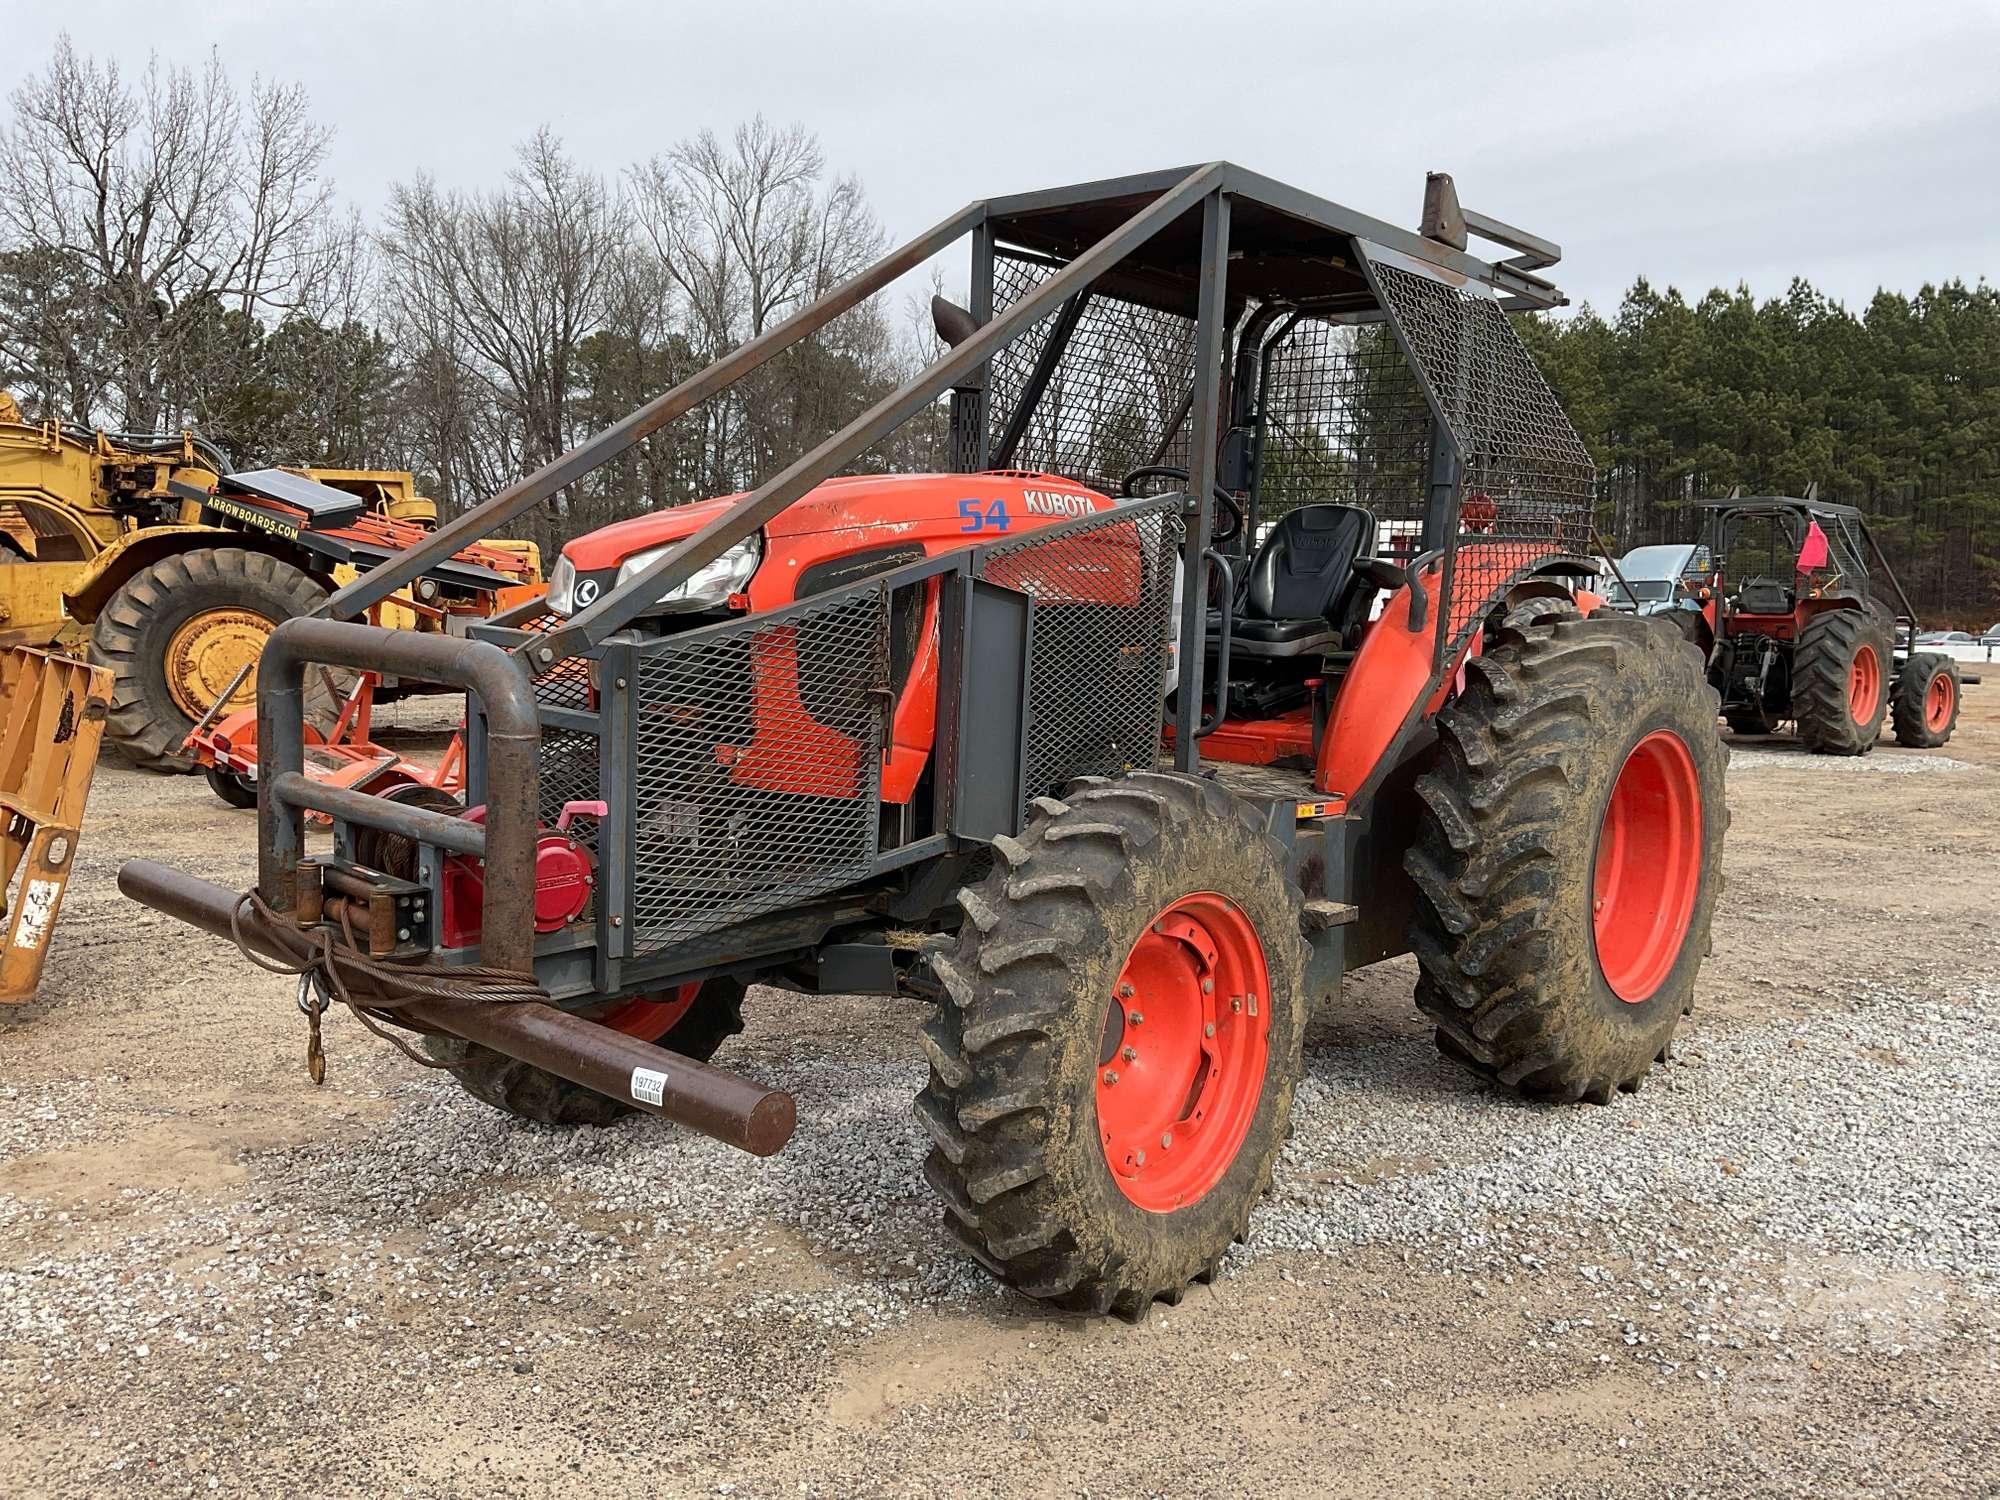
[1172,189,1232,771]
[951,217,997,473]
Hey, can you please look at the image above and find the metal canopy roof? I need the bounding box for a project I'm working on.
[1695,496,1866,520]
[984,162,1564,317]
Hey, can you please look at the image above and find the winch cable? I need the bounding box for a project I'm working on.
[228,889,548,1083]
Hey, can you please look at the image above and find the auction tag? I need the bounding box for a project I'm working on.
[629,1067,669,1108]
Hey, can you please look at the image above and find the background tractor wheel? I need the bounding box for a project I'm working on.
[424,977,747,1127]
[1892,652,1961,748]
[1791,607,1891,755]
[89,547,334,772]
[203,765,259,809]
[1407,612,1728,1102]
[916,772,1307,1320]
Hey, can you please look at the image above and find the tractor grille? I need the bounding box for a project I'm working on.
[975,498,1181,803]
[1368,259,1597,642]
[628,585,889,951]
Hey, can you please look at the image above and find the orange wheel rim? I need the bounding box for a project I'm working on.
[1593,731,1702,1004]
[595,981,701,1039]
[1926,672,1955,732]
[1848,643,1880,724]
[1096,893,1269,1213]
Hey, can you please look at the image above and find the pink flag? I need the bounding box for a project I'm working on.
[1796,518,1830,573]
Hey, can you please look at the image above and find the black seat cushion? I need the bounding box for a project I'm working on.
[1736,577,1795,615]
[1240,504,1378,635]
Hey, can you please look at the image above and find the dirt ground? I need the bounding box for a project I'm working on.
[3,694,1997,1498]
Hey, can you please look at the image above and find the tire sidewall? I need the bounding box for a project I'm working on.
[1578,703,1727,1043]
[1033,809,1306,1287]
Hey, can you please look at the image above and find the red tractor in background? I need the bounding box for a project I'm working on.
[1679,493,1962,753]
[123,165,1729,1320]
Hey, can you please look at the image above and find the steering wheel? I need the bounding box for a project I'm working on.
[1119,465,1244,545]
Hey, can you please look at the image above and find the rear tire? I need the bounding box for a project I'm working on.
[916,772,1307,1319]
[1792,607,1891,755]
[1892,652,1960,748]
[425,977,747,1127]
[89,547,334,772]
[1407,612,1727,1101]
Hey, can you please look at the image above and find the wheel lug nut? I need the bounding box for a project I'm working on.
[1121,1045,1137,1062]
[1118,982,1134,998]
[1103,1069,1119,1085]
[1231,997,1243,1013]
[1128,1010,1143,1026]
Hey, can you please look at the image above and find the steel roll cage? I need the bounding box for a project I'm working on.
[255,163,1577,976]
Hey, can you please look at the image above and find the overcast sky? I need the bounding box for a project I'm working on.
[8,0,1998,316]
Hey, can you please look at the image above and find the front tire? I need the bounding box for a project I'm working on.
[1891,652,1960,748]
[916,772,1308,1319]
[425,978,747,1127]
[1407,612,1728,1102]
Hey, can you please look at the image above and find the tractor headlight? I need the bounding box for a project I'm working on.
[616,534,763,612]
[546,555,578,615]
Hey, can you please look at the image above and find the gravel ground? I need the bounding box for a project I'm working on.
[4,710,1998,1497]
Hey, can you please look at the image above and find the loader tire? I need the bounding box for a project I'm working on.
[1791,607,1891,755]
[425,977,747,1128]
[89,547,333,772]
[916,772,1308,1320]
[1891,652,1960,748]
[1407,612,1727,1102]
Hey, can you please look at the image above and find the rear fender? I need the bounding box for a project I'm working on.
[1315,556,1459,806]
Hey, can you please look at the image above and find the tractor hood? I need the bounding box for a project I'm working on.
[561,472,1111,572]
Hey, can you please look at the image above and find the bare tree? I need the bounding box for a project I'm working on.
[0,36,336,430]
[630,117,891,491]
[381,129,626,522]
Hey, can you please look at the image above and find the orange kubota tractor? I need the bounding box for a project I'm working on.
[122,166,1728,1320]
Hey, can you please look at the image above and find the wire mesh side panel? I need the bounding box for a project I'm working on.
[627,587,888,952]
[1256,318,1435,561]
[986,253,1196,488]
[975,500,1182,803]
[1369,259,1597,641]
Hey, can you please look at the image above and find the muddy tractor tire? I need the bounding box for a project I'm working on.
[1407,612,1728,1102]
[425,978,748,1127]
[90,547,333,772]
[1791,607,1892,755]
[916,771,1308,1320]
[1891,652,1961,749]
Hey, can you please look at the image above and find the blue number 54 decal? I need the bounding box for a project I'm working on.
[958,497,1011,533]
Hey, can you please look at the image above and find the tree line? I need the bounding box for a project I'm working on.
[1520,277,2000,621]
[2,38,1993,614]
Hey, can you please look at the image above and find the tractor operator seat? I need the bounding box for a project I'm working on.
[1225,503,1379,656]
[1734,576,1795,616]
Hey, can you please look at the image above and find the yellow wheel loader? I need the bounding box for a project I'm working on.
[0,393,540,770]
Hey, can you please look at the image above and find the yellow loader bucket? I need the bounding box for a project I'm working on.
[1,647,112,1002]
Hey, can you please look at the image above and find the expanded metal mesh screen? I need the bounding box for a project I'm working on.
[1367,258,1596,639]
[974,499,1181,802]
[986,253,1196,488]
[628,586,888,951]
[1255,318,1434,562]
